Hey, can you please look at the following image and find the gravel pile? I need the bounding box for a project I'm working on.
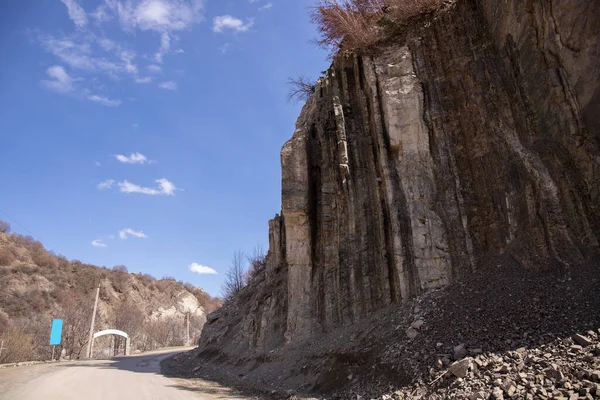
[385,330,600,400]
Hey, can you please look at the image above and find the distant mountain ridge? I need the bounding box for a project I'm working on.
[0,227,221,363]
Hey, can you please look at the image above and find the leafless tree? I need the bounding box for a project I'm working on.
[287,75,317,103]
[114,300,145,352]
[60,294,92,359]
[221,250,247,301]
[246,244,267,283]
[0,220,11,233]
[0,324,35,364]
[112,265,128,273]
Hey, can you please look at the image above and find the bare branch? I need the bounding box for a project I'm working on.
[287,75,317,104]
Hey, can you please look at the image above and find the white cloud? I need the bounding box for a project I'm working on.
[174,48,184,53]
[61,0,88,29]
[159,81,177,90]
[259,3,273,11]
[118,178,178,195]
[155,31,170,63]
[97,179,115,190]
[119,228,148,239]
[88,94,122,107]
[135,76,153,83]
[218,43,230,54]
[91,239,108,248]
[189,263,218,275]
[120,49,138,74]
[147,64,162,73]
[91,5,113,23]
[131,0,204,31]
[115,152,148,164]
[213,15,254,33]
[98,1,204,63]
[98,38,116,51]
[38,34,132,77]
[41,65,77,93]
[95,161,102,167]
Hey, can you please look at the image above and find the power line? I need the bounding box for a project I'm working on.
[0,209,39,239]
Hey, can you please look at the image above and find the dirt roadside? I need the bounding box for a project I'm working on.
[162,257,600,399]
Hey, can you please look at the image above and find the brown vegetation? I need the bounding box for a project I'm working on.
[311,0,442,55]
[0,220,10,233]
[0,221,222,363]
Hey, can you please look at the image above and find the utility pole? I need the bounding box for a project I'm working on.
[0,340,6,359]
[86,283,101,359]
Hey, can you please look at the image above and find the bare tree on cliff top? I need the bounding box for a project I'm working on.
[221,250,247,301]
[287,75,316,103]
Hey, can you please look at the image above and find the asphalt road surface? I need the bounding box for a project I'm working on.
[0,349,247,400]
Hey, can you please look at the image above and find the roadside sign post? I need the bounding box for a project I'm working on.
[49,319,63,361]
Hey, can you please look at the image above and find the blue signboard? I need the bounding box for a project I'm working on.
[49,319,63,345]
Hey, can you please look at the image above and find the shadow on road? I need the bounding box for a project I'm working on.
[57,350,254,399]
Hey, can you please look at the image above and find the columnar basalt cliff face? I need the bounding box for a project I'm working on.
[201,0,600,354]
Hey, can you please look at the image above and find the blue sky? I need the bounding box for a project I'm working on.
[0,0,328,297]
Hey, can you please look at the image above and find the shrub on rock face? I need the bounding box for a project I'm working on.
[221,251,247,301]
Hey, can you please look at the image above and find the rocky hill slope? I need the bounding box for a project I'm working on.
[170,0,600,398]
[0,230,221,363]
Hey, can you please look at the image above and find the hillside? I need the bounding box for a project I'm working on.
[0,227,221,364]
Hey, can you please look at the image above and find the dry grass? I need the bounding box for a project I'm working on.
[311,0,442,55]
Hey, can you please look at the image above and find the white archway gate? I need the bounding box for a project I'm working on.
[91,329,130,357]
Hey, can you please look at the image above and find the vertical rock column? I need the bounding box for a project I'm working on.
[281,101,316,342]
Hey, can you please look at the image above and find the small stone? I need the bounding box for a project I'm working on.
[502,379,517,397]
[573,334,593,347]
[449,357,474,378]
[591,371,600,382]
[563,381,572,389]
[454,343,468,360]
[406,327,418,339]
[411,319,425,330]
[546,366,565,381]
[492,386,504,400]
[469,391,488,400]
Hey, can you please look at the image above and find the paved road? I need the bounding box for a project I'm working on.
[0,349,246,400]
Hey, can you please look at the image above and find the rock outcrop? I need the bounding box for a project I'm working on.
[201,0,599,356]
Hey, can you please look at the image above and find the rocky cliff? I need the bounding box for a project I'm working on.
[201,0,599,360]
